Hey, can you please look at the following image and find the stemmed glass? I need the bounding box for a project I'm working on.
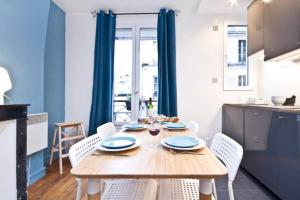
[148,122,161,147]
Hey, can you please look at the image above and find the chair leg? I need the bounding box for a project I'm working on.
[80,123,86,138]
[228,181,234,200]
[49,127,57,165]
[212,179,218,200]
[76,179,82,200]
[58,127,63,174]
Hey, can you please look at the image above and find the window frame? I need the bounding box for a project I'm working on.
[113,15,157,125]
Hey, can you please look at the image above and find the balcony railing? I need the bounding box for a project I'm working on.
[113,97,158,122]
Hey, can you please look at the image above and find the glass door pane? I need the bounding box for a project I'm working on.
[113,28,133,123]
[139,28,158,113]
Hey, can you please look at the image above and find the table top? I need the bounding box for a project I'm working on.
[71,128,228,179]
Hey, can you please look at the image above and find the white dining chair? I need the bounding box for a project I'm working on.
[69,132,103,200]
[97,122,116,139]
[186,121,199,136]
[69,123,158,200]
[158,132,243,200]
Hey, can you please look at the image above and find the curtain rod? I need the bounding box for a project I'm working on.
[91,10,180,18]
[114,12,159,15]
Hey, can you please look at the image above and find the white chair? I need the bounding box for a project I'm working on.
[158,132,244,200]
[69,132,102,200]
[186,121,199,135]
[96,122,116,139]
[69,122,158,200]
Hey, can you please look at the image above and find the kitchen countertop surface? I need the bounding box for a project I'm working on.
[223,103,300,113]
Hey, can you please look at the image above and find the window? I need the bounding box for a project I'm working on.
[153,76,158,98]
[238,40,246,63]
[113,28,133,122]
[238,75,247,86]
[113,16,158,124]
[224,23,253,90]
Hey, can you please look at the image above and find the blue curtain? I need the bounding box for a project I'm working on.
[89,10,116,135]
[157,9,177,117]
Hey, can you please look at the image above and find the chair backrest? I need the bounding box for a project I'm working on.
[187,121,199,135]
[69,133,102,167]
[210,133,243,182]
[97,122,116,139]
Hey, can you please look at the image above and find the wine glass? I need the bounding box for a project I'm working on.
[148,123,161,147]
[147,112,156,125]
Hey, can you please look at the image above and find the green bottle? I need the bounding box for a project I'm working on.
[148,97,154,116]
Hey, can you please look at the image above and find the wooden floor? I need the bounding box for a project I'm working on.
[28,158,87,200]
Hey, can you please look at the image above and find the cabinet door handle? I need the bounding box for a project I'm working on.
[253,112,261,115]
[278,116,286,119]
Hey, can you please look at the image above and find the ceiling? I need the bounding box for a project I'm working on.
[53,0,253,15]
[198,0,252,15]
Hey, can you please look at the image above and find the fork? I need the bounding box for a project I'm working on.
[92,153,130,157]
[168,149,204,155]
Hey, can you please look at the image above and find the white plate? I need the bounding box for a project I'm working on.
[123,124,149,131]
[98,137,141,152]
[161,137,206,150]
[162,125,188,130]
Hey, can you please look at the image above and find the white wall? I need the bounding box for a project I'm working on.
[176,12,257,139]
[65,13,96,130]
[254,51,300,105]
[65,11,258,138]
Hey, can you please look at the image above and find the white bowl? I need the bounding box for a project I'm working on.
[271,96,286,106]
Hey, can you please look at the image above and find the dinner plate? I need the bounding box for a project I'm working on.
[164,136,199,148]
[163,125,188,130]
[161,137,206,151]
[98,137,141,152]
[164,123,186,128]
[101,136,136,149]
[122,124,148,131]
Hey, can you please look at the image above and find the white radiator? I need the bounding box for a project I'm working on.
[27,113,48,155]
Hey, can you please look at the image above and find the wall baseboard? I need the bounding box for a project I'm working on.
[28,166,46,186]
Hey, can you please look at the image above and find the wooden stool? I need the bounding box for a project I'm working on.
[49,121,86,174]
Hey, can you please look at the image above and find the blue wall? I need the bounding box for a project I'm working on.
[44,2,66,162]
[0,0,50,113]
[0,0,65,185]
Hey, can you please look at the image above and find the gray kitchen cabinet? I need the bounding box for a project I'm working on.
[273,112,300,200]
[247,0,300,59]
[222,105,244,146]
[263,0,300,60]
[247,0,264,56]
[244,108,272,151]
[222,104,300,199]
[243,108,279,193]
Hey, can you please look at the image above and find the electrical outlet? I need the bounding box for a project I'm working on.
[213,25,219,31]
[211,77,218,83]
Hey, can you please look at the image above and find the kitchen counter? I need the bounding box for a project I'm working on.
[223,103,300,113]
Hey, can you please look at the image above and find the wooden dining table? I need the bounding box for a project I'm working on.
[71,128,228,200]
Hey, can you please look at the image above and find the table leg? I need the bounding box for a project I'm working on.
[199,179,213,200]
[87,179,102,200]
